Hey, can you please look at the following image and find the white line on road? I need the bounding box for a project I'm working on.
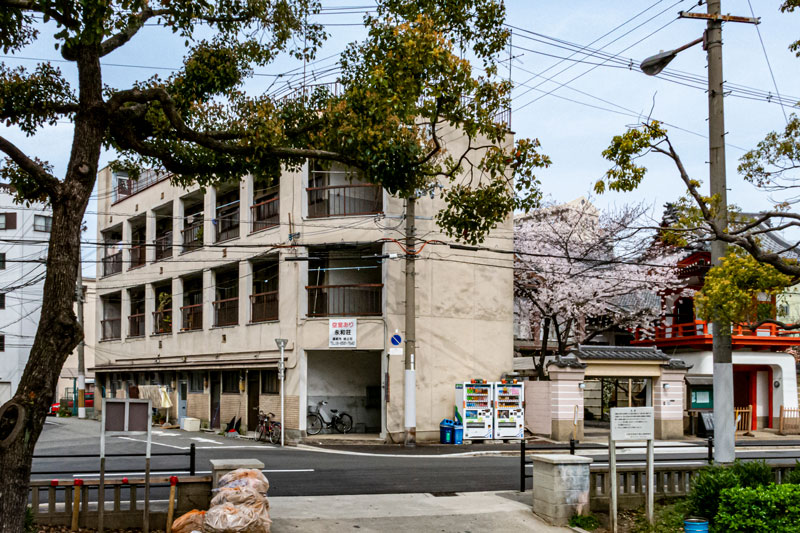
[116,436,189,450]
[191,437,224,445]
[72,469,314,477]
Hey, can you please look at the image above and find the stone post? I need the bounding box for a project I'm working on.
[209,459,265,488]
[654,361,689,439]
[532,453,592,526]
[548,362,586,441]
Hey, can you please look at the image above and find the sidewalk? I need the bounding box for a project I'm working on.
[268,491,571,532]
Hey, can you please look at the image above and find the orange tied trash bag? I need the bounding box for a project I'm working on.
[203,502,272,533]
[172,509,205,533]
[217,468,270,494]
[211,486,269,510]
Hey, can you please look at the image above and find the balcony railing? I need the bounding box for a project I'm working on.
[101,318,121,340]
[128,313,145,337]
[215,211,240,242]
[154,232,173,261]
[251,291,278,323]
[115,170,171,203]
[129,244,146,269]
[633,320,800,347]
[251,198,279,233]
[152,309,172,334]
[307,183,383,218]
[306,284,383,317]
[181,304,203,331]
[213,297,239,327]
[182,222,203,252]
[103,251,122,277]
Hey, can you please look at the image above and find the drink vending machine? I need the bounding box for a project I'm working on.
[493,381,524,439]
[454,380,493,439]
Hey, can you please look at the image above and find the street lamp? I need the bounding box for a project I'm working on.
[275,338,288,447]
[639,36,703,76]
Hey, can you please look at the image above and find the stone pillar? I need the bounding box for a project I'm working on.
[532,454,592,526]
[548,364,586,441]
[204,268,214,330]
[654,364,689,439]
[239,259,251,325]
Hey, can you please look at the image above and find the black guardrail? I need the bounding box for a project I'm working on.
[30,443,196,476]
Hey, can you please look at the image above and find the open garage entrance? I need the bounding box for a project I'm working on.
[307,350,382,434]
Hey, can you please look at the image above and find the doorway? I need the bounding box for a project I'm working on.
[210,371,221,428]
[247,371,260,432]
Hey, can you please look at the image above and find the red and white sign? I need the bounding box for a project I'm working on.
[329,319,357,348]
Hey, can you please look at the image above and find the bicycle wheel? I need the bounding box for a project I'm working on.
[269,422,282,444]
[334,413,353,433]
[306,414,323,435]
[256,424,267,442]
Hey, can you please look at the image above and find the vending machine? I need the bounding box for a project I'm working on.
[493,380,524,439]
[454,380,494,440]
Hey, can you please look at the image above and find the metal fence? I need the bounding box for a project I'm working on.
[251,197,280,232]
[306,284,382,317]
[213,298,238,326]
[102,252,122,276]
[307,183,383,218]
[128,314,145,337]
[251,291,278,322]
[182,222,203,252]
[181,304,203,331]
[154,233,172,261]
[152,310,172,334]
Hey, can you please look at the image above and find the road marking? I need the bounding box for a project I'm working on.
[116,436,188,450]
[197,445,278,449]
[294,445,510,459]
[191,437,224,445]
[72,469,314,477]
[152,431,180,437]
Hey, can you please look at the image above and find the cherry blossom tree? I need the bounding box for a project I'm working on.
[514,198,686,379]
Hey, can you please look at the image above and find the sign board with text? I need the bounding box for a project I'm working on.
[610,407,654,441]
[329,318,357,348]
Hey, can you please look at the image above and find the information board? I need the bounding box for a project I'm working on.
[329,318,357,348]
[610,407,654,441]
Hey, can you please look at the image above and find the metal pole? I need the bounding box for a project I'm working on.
[609,433,617,533]
[280,342,285,447]
[189,443,196,475]
[404,196,417,447]
[646,438,654,524]
[520,439,525,492]
[707,0,735,464]
[77,243,86,419]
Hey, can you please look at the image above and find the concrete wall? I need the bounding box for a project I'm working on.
[524,381,551,436]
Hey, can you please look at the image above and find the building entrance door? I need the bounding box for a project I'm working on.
[247,372,260,432]
[210,371,221,428]
[178,380,188,422]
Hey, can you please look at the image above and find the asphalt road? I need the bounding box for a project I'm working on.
[32,418,800,500]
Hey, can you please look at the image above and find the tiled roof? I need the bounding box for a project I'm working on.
[571,344,670,361]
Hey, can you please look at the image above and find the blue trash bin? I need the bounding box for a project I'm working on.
[439,419,455,444]
[453,424,463,445]
[684,518,709,532]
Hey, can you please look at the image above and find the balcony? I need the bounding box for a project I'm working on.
[128,313,145,337]
[251,197,279,233]
[154,233,173,262]
[182,222,203,252]
[213,297,238,327]
[103,251,122,277]
[101,318,121,340]
[129,244,146,270]
[306,284,383,317]
[307,183,382,218]
[251,291,278,323]
[632,320,800,349]
[181,304,203,331]
[153,310,172,334]
[115,170,171,203]
[215,211,239,242]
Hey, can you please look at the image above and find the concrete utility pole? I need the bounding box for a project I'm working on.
[404,196,416,447]
[76,242,86,419]
[706,0,735,463]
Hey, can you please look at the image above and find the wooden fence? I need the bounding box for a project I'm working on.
[589,461,798,512]
[734,405,753,432]
[779,405,800,435]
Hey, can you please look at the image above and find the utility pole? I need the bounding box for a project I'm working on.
[706,0,734,463]
[404,196,416,447]
[76,242,86,419]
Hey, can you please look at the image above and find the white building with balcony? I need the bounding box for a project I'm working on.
[92,153,514,441]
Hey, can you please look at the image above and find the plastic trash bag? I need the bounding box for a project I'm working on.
[172,509,205,533]
[203,503,271,533]
[211,486,269,510]
[217,468,269,494]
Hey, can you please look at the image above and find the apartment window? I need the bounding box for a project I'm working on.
[189,371,205,393]
[0,293,5,309]
[222,371,239,394]
[33,215,52,232]
[260,370,278,394]
[0,335,4,352]
[0,253,5,270]
[0,213,16,230]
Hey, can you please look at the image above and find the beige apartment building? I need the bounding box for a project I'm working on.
[92,150,513,441]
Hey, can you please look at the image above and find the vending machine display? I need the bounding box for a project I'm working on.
[454,381,494,439]
[493,381,524,439]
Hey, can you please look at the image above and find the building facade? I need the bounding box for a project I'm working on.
[56,277,97,404]
[0,184,52,403]
[92,154,514,441]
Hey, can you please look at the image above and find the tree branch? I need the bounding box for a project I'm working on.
[1,0,80,31]
[100,9,169,57]
[0,135,59,198]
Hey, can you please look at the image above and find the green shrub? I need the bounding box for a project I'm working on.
[687,465,740,520]
[714,483,800,532]
[24,506,34,533]
[568,513,600,531]
[783,460,800,485]
[631,501,688,533]
[731,459,773,487]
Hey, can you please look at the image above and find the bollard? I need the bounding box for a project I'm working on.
[707,437,714,465]
[71,479,83,531]
[569,438,576,455]
[190,443,196,476]
[166,476,178,533]
[520,439,526,492]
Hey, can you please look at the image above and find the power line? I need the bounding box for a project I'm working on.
[746,0,790,124]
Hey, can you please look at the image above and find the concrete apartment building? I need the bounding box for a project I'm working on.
[92,147,513,441]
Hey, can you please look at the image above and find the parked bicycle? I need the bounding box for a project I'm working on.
[306,401,353,435]
[256,411,281,444]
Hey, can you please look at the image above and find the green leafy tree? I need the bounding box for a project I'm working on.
[0,1,548,530]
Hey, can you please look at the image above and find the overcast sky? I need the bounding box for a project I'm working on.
[3,1,799,273]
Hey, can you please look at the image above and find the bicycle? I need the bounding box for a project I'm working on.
[256,411,281,444]
[306,401,353,435]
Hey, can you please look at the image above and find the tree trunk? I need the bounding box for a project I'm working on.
[0,44,103,533]
[536,317,551,380]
